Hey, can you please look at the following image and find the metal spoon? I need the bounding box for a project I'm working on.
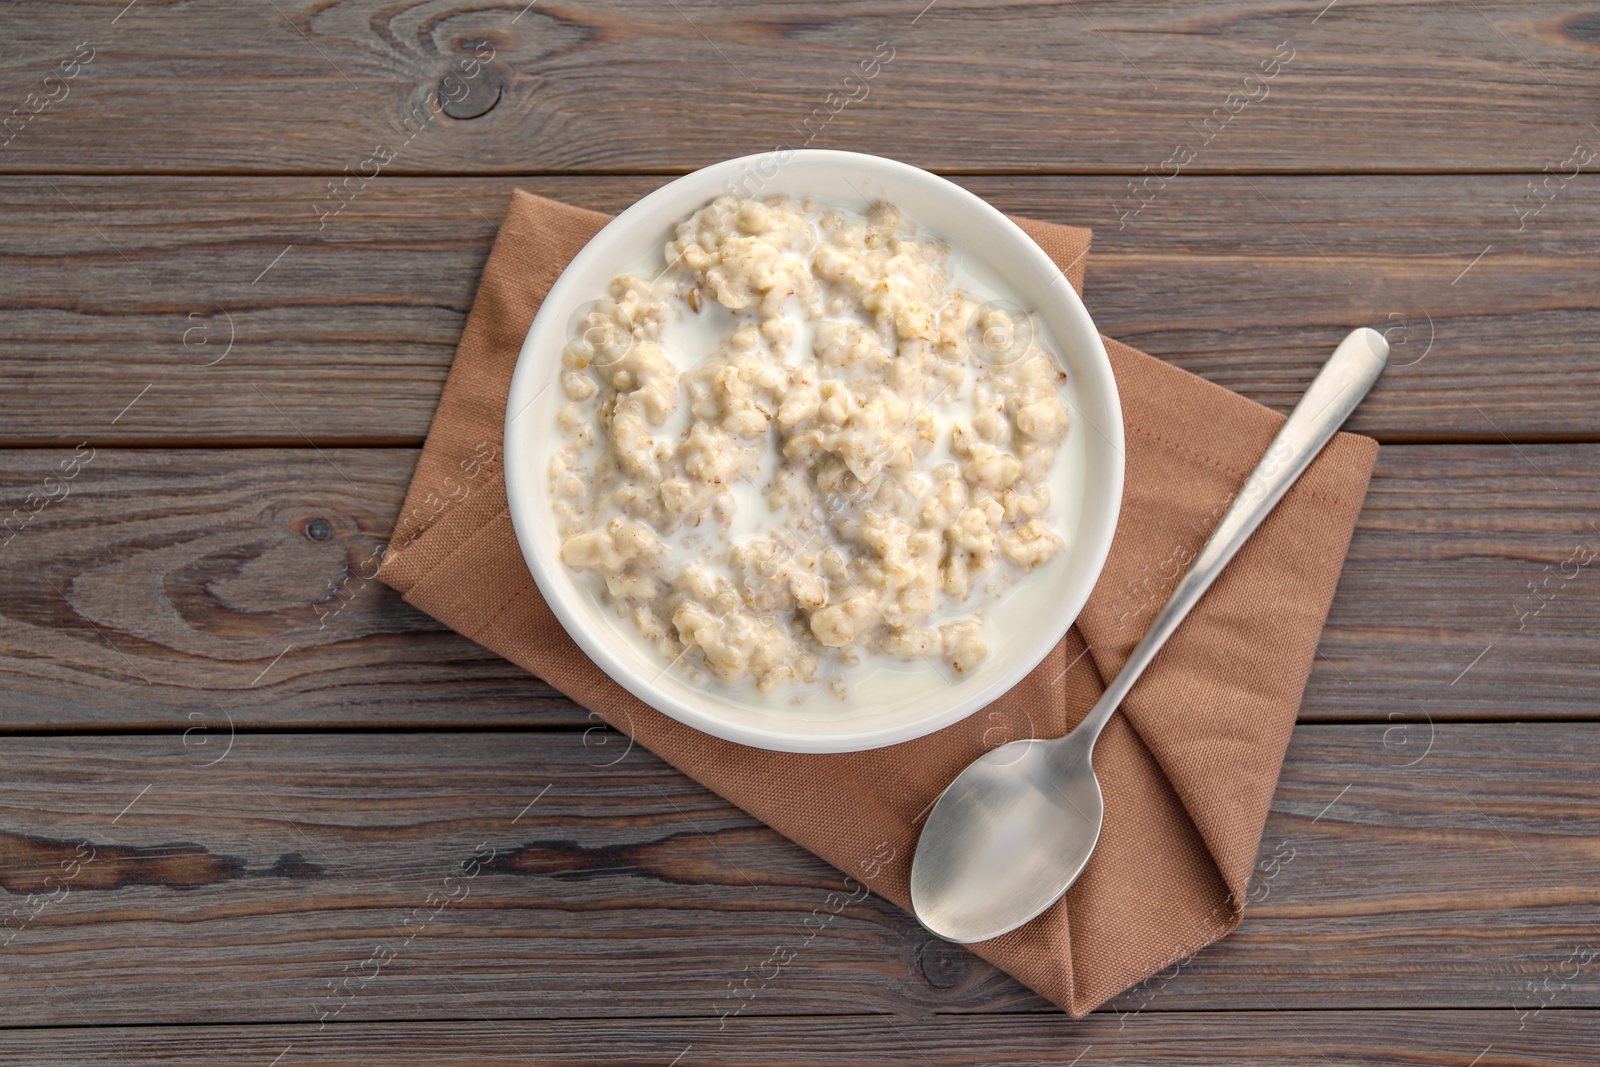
[910,327,1390,943]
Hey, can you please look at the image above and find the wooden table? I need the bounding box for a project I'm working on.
[2,1,1596,1062]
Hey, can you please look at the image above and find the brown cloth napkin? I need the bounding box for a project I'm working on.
[379,189,1377,1016]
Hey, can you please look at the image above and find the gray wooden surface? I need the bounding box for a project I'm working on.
[1,0,1597,1063]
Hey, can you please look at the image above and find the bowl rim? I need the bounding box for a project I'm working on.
[503,148,1123,752]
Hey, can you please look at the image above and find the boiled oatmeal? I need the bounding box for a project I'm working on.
[550,195,1071,695]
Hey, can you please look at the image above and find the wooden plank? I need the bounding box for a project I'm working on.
[1,175,1594,446]
[0,726,1596,1025]
[0,1013,1590,1066]
[0,448,558,728]
[1313,443,1600,722]
[0,1,1593,175]
[1,444,1596,729]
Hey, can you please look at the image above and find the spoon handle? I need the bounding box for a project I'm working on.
[1074,327,1390,740]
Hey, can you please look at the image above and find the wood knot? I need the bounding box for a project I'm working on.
[438,63,503,121]
[916,937,971,989]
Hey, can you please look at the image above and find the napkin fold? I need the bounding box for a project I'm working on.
[379,189,1377,1015]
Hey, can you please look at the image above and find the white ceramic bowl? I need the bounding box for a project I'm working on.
[504,150,1122,753]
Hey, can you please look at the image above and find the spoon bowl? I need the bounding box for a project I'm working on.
[911,730,1104,943]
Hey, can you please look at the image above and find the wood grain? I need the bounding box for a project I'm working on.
[0,448,556,727]
[1,444,1596,729]
[2,175,1596,445]
[0,726,1596,1025]
[0,1013,1591,1065]
[0,1,1594,175]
